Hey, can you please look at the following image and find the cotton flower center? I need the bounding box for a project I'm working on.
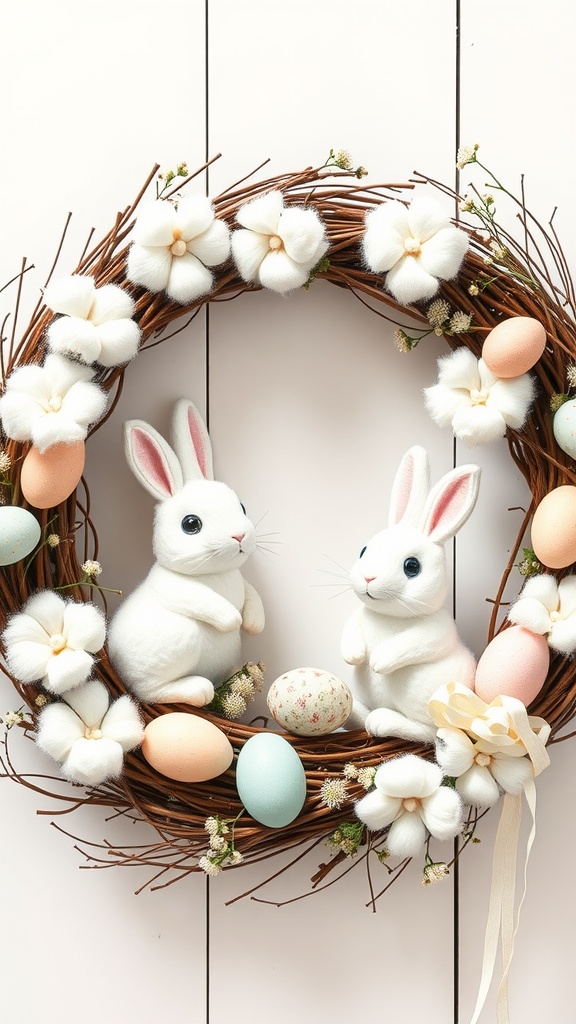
[403,237,422,258]
[470,387,489,406]
[47,396,63,413]
[269,234,284,251]
[170,228,187,257]
[402,797,421,813]
[474,752,492,768]
[48,633,68,655]
[84,726,103,740]
[550,610,562,622]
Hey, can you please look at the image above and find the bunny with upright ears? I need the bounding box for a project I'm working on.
[108,399,265,706]
[342,446,480,742]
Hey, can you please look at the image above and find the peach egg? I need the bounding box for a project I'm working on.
[474,625,549,706]
[141,712,234,783]
[531,485,576,568]
[21,440,85,509]
[482,316,546,378]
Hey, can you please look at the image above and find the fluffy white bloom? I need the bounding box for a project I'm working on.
[0,353,107,453]
[3,591,106,695]
[44,275,141,367]
[231,191,328,294]
[435,726,533,808]
[355,754,462,858]
[362,192,469,305]
[36,679,144,786]
[509,574,576,656]
[127,194,230,304]
[424,348,535,445]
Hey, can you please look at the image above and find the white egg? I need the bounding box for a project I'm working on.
[267,666,352,736]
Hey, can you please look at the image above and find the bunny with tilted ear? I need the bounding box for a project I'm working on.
[108,399,265,706]
[342,446,480,742]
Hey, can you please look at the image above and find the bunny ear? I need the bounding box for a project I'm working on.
[171,399,214,483]
[421,463,481,545]
[388,446,430,527]
[124,419,184,501]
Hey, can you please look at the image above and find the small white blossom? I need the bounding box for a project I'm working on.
[0,451,11,474]
[231,190,328,294]
[456,143,479,170]
[509,574,576,656]
[1,709,24,728]
[198,856,222,877]
[81,559,103,578]
[423,862,449,885]
[355,754,463,859]
[36,679,144,786]
[424,347,535,445]
[44,275,141,367]
[320,777,349,810]
[127,194,231,305]
[3,591,106,695]
[0,353,107,453]
[362,191,469,305]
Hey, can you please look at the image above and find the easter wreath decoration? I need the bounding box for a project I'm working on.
[1,145,575,930]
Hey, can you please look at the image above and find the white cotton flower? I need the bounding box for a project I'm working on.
[44,275,141,368]
[362,192,469,305]
[127,194,231,305]
[424,347,535,445]
[509,574,576,656]
[435,726,533,808]
[355,753,462,858]
[0,353,107,453]
[231,190,328,294]
[3,591,106,695]
[36,679,144,786]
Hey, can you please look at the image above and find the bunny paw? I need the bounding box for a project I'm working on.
[365,708,436,743]
[149,676,215,707]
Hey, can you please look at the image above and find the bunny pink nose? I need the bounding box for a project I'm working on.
[233,533,246,543]
[364,575,376,583]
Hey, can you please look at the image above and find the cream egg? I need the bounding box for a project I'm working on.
[474,625,549,706]
[531,485,576,568]
[0,505,41,565]
[142,712,234,783]
[482,316,546,378]
[21,440,85,509]
[267,666,352,736]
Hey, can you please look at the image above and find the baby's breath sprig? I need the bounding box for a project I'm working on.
[320,776,349,810]
[422,860,449,886]
[517,546,542,578]
[342,761,376,790]
[54,559,122,595]
[0,706,26,729]
[208,661,265,720]
[323,148,368,179]
[156,162,189,199]
[199,814,244,875]
[394,300,475,353]
[325,820,365,857]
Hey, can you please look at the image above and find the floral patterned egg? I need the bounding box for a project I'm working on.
[266,667,352,736]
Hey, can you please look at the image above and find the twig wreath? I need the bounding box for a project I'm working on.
[1,146,576,943]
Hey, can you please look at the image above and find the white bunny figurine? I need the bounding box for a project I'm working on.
[341,446,480,742]
[108,399,265,706]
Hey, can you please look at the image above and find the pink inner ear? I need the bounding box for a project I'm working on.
[393,455,415,524]
[132,428,174,497]
[188,407,208,478]
[426,477,467,535]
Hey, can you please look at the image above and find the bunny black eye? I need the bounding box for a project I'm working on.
[403,557,421,578]
[359,546,367,558]
[181,514,203,535]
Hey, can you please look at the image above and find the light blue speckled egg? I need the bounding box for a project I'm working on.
[0,506,41,565]
[235,732,306,828]
[553,398,576,459]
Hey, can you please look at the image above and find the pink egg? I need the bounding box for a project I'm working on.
[142,712,234,783]
[21,441,85,509]
[482,316,546,378]
[531,485,576,569]
[474,625,549,706]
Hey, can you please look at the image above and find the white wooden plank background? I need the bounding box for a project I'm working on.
[1,2,574,1021]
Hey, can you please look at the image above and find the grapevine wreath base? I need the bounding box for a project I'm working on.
[1,148,576,914]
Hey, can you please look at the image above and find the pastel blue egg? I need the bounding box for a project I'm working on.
[0,506,41,565]
[236,732,306,828]
[553,399,576,459]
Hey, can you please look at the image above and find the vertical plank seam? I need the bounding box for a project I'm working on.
[205,5,211,1024]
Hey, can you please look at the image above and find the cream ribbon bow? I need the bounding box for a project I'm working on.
[428,682,551,1024]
